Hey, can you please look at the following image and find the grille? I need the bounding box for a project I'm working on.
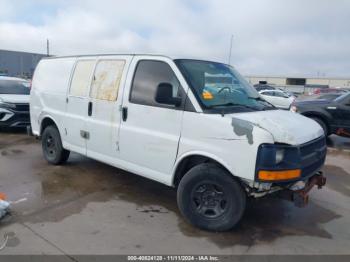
[299,136,327,177]
[13,103,29,112]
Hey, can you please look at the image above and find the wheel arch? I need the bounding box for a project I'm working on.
[172,152,234,187]
[301,111,331,132]
[40,116,60,136]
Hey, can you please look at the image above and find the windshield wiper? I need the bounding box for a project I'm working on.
[248,96,276,109]
[207,102,258,111]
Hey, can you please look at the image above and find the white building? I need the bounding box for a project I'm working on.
[245,75,350,88]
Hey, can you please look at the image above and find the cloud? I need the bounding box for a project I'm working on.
[0,0,349,77]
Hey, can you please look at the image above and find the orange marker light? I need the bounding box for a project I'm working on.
[258,169,301,181]
[202,91,213,100]
[0,192,6,200]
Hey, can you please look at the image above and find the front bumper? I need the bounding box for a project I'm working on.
[0,104,30,128]
[276,171,326,207]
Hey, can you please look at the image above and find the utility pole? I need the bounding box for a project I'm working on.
[228,34,234,65]
[46,39,50,56]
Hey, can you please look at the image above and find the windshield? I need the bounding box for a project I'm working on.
[334,92,350,102]
[0,79,30,95]
[175,59,274,112]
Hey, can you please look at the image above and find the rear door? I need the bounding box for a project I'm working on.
[118,56,187,183]
[64,59,96,155]
[329,94,350,136]
[85,56,131,163]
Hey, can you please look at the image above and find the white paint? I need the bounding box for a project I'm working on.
[30,54,324,188]
[0,94,29,104]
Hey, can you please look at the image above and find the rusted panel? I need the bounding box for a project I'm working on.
[90,60,125,101]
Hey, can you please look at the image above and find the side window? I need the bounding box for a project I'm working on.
[90,60,125,101]
[130,60,181,107]
[70,60,95,97]
[274,91,284,98]
[263,91,273,96]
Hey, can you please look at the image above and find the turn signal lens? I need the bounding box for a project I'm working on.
[258,169,301,181]
[0,192,6,200]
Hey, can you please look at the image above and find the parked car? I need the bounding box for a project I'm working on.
[259,89,296,109]
[30,55,327,231]
[253,83,276,92]
[0,76,31,129]
[291,92,350,137]
[313,87,349,95]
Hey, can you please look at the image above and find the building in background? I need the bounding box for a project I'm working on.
[246,75,350,93]
[0,49,47,79]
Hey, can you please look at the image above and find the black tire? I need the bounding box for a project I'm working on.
[177,163,246,231]
[311,117,329,136]
[41,125,70,165]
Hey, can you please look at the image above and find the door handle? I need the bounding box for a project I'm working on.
[88,101,93,116]
[122,106,128,121]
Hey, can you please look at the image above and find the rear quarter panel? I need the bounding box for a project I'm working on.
[30,57,76,136]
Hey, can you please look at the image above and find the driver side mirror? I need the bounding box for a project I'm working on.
[155,83,182,107]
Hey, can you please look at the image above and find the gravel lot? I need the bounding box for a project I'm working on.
[0,130,349,256]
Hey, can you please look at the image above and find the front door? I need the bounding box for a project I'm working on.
[330,94,350,136]
[85,57,131,163]
[119,57,187,184]
[64,59,96,155]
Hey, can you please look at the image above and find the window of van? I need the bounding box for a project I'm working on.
[130,60,181,108]
[90,60,125,101]
[69,60,95,97]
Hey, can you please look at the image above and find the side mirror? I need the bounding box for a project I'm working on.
[155,83,182,107]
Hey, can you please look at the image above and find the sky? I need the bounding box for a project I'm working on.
[0,0,349,77]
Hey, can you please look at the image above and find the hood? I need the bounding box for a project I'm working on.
[295,99,330,106]
[0,94,30,104]
[229,110,324,145]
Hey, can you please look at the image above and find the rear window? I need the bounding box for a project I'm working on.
[90,60,125,101]
[0,80,30,95]
[69,60,95,97]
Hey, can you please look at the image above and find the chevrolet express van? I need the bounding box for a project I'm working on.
[30,55,327,231]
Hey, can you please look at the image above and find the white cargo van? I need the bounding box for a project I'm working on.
[30,54,327,231]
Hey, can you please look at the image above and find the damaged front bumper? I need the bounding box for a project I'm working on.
[276,171,326,207]
[244,171,326,207]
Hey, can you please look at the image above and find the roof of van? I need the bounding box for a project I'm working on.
[41,54,226,64]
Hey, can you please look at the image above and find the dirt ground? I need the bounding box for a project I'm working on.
[0,130,349,256]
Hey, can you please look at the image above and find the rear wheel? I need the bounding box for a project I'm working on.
[311,117,329,136]
[177,163,246,231]
[42,125,70,165]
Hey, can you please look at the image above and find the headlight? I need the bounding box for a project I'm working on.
[0,98,16,109]
[256,144,301,182]
[275,148,285,164]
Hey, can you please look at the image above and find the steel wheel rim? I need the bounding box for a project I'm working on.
[45,135,56,156]
[191,183,228,219]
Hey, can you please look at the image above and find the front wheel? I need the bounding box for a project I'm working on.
[42,125,70,165]
[177,163,246,231]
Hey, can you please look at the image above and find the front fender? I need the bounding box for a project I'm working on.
[171,150,234,186]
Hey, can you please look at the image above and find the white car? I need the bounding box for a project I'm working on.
[259,89,295,109]
[30,54,326,231]
[0,76,31,128]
